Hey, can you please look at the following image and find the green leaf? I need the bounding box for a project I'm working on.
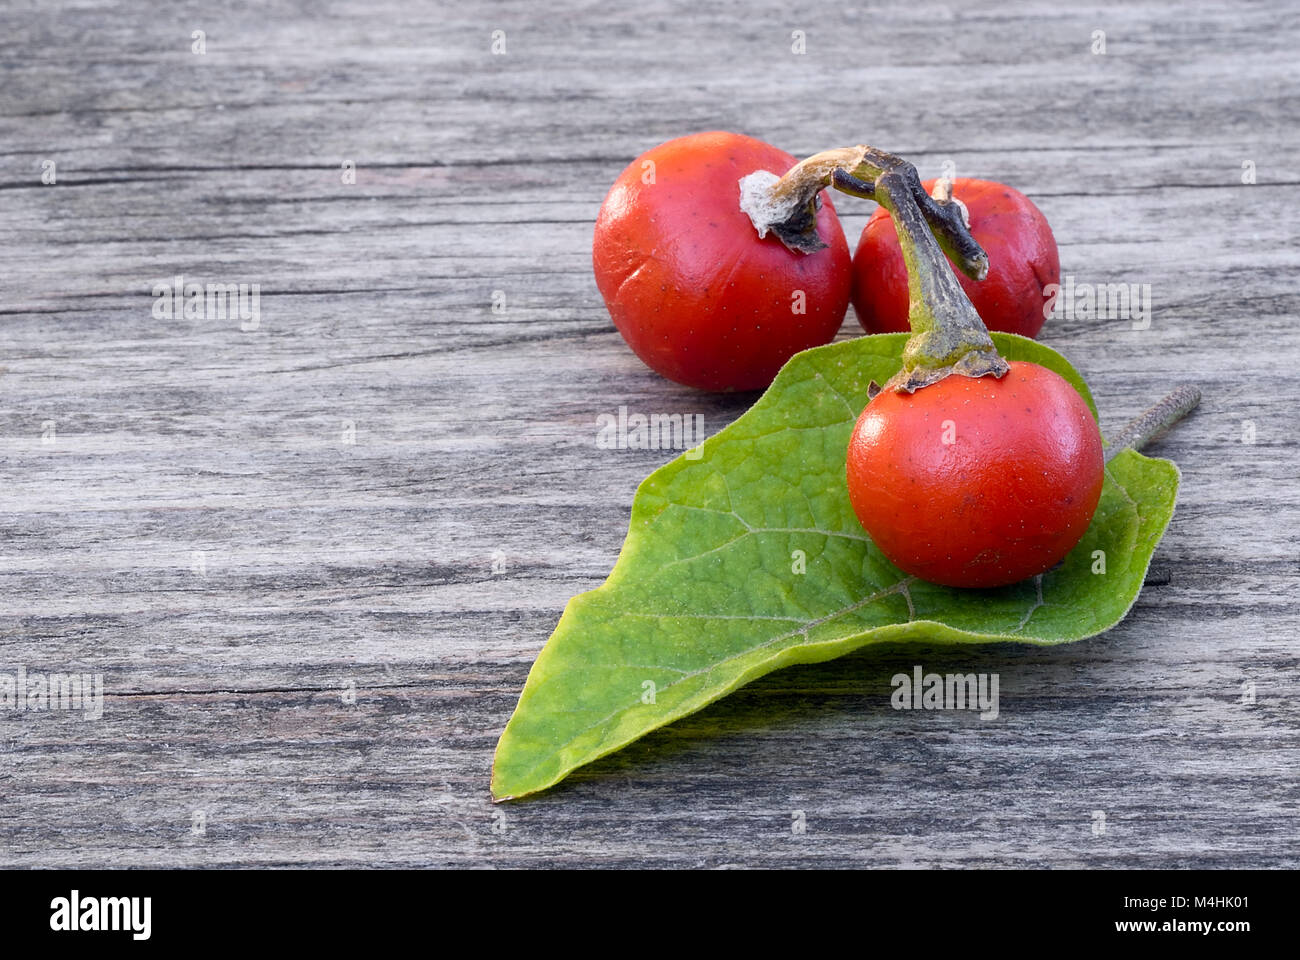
[491,333,1181,800]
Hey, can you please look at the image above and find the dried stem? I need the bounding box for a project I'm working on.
[740,144,987,281]
[1106,385,1202,462]
[739,143,1005,391]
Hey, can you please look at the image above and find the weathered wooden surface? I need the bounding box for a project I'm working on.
[1,0,1296,867]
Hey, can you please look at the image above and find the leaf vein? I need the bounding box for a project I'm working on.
[569,578,915,758]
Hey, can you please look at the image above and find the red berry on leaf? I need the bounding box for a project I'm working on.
[593,132,851,392]
[852,178,1058,339]
[846,361,1104,588]
[779,148,1101,589]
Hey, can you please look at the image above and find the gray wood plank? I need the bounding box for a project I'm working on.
[0,0,1296,867]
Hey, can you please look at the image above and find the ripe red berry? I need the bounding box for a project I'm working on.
[852,178,1058,339]
[593,132,851,392]
[846,362,1104,588]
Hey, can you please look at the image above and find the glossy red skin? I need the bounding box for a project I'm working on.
[852,178,1058,339]
[593,132,851,392]
[846,362,1103,588]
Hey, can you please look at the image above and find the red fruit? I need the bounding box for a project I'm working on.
[593,132,851,392]
[846,362,1103,588]
[852,178,1058,338]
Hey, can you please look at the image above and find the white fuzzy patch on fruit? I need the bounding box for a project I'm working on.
[738,170,798,238]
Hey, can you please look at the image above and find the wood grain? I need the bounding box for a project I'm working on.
[1,0,1296,867]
